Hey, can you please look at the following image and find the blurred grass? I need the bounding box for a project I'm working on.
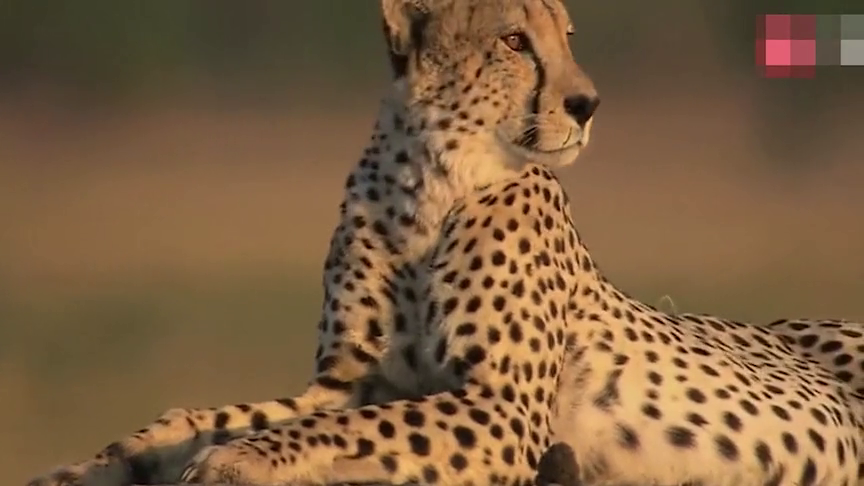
[0,273,320,383]
[2,271,323,480]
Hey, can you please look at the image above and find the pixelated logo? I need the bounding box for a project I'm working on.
[756,14,864,78]
[756,14,816,78]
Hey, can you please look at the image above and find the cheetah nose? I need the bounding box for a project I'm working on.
[563,95,600,127]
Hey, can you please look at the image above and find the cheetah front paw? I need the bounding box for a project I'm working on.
[25,458,130,486]
[179,444,286,485]
[180,439,341,486]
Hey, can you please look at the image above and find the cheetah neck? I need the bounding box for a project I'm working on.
[344,98,631,312]
[342,98,524,256]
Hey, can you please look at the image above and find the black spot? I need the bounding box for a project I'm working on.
[354,438,376,458]
[450,452,468,471]
[378,420,396,438]
[809,408,827,425]
[456,322,477,336]
[700,364,720,377]
[799,457,817,486]
[380,455,398,473]
[722,411,742,432]
[666,426,696,448]
[333,435,348,449]
[422,465,440,483]
[617,423,640,450]
[739,399,759,416]
[781,432,798,454]
[754,440,773,470]
[820,340,843,353]
[764,466,787,486]
[771,405,791,421]
[453,426,477,449]
[807,429,825,452]
[465,296,482,313]
[493,296,506,311]
[404,410,425,427]
[214,411,230,429]
[509,418,525,438]
[409,433,431,456]
[836,438,846,465]
[798,334,819,348]
[686,388,707,404]
[641,403,662,420]
[501,445,516,465]
[465,345,487,365]
[491,250,507,266]
[714,434,739,461]
[251,411,269,430]
[469,408,491,425]
[276,398,298,411]
[436,401,458,416]
[509,322,524,343]
[686,412,709,428]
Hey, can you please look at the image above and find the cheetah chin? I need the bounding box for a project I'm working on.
[496,113,594,169]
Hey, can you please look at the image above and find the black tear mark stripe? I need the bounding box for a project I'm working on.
[520,38,545,148]
[515,3,548,149]
[522,0,561,148]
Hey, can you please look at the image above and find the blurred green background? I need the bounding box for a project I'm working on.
[2,1,863,483]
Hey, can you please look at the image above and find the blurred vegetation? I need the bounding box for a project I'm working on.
[1,0,861,138]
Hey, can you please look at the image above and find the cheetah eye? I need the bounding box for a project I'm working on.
[501,32,529,52]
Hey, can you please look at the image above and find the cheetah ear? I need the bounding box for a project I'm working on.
[380,0,430,77]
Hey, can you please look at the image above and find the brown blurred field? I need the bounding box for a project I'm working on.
[3,3,864,484]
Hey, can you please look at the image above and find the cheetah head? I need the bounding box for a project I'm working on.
[381,0,599,181]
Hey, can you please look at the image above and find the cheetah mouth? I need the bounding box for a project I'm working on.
[514,129,584,152]
[495,120,586,167]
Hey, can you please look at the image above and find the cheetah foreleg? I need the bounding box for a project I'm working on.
[26,384,355,486]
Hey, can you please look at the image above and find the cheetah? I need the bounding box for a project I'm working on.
[28,0,600,485]
[26,1,864,486]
